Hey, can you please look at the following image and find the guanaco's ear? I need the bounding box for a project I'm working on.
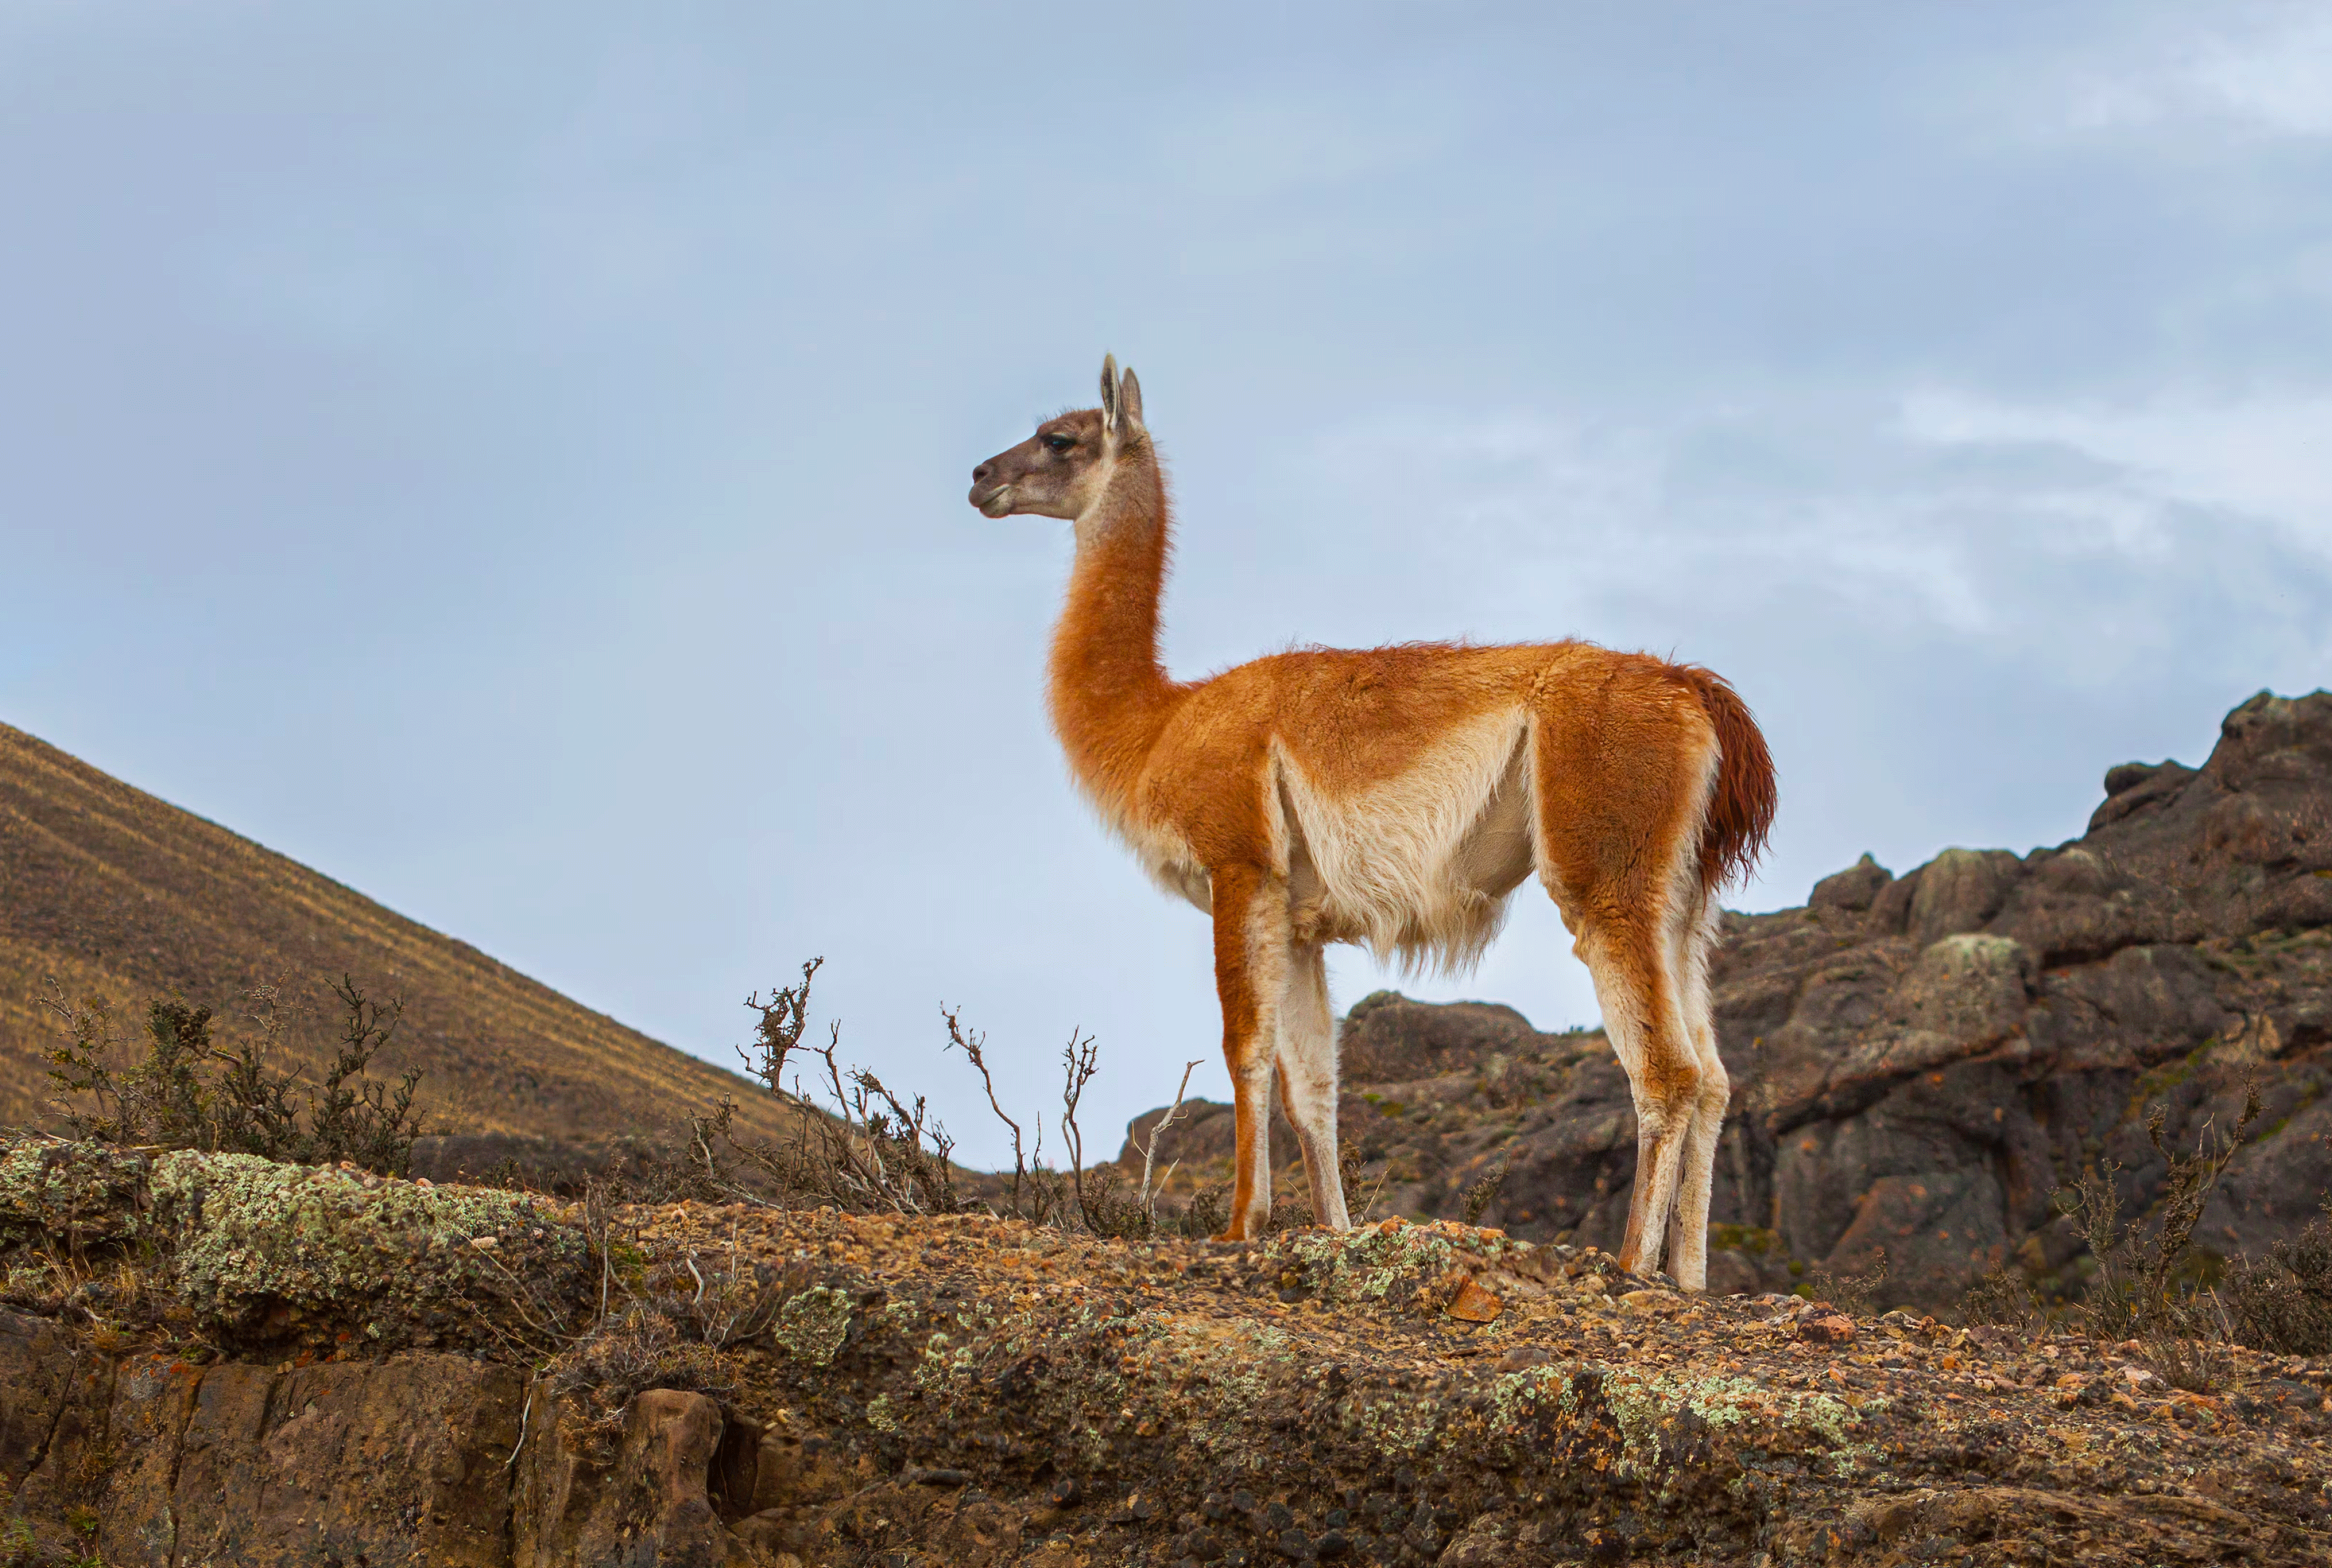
[1117,365,1144,432]
[1099,354,1121,433]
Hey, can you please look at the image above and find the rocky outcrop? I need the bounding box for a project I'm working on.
[1124,690,2332,1307]
[0,1139,700,1566]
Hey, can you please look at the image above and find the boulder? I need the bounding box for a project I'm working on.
[1906,848,2023,947]
[1336,992,1557,1083]
[1810,853,1892,912]
[515,1387,753,1568]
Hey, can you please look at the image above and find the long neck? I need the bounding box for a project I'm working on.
[1047,443,1177,814]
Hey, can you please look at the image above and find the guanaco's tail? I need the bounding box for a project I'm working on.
[1671,665,1776,895]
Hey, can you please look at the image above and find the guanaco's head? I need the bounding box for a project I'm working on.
[968,355,1145,520]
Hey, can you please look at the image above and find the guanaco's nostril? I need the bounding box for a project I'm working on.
[972,462,992,483]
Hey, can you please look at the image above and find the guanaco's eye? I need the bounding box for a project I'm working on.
[1043,433,1073,453]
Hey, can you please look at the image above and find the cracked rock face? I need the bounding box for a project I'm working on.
[1126,689,2332,1309]
[1,1315,525,1567]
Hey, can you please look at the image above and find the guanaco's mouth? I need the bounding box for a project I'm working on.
[973,485,1016,518]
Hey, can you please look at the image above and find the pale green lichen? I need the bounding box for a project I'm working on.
[1601,1368,1774,1478]
[0,1139,154,1248]
[1347,1388,1448,1458]
[912,1326,984,1393]
[146,1149,585,1344]
[1487,1359,1870,1486]
[4,1139,591,1350]
[773,1286,853,1367]
[1266,1220,1517,1306]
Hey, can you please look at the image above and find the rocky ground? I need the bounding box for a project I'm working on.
[5,1136,2332,1567]
[1126,690,2332,1310]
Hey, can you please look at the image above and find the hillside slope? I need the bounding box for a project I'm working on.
[0,719,789,1147]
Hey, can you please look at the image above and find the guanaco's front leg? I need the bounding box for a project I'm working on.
[1209,864,1290,1241]
[1277,941,1350,1231]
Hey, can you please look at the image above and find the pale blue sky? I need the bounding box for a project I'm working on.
[6,3,2330,1161]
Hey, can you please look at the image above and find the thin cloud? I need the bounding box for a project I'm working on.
[1902,388,2332,552]
[1294,391,2332,732]
[2034,4,2332,140]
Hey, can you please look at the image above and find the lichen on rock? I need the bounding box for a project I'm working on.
[770,1283,852,1367]
[3,1135,594,1353]
[0,1138,155,1250]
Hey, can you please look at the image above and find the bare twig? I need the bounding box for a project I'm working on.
[738,958,823,1097]
[1134,1059,1204,1219]
[946,1007,1034,1219]
[1060,1029,1100,1227]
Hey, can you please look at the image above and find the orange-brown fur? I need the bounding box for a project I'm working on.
[969,360,1775,1285]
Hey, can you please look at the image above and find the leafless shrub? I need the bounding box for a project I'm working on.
[1048,1040,1199,1242]
[743,958,821,1081]
[805,1035,962,1211]
[583,1176,623,1326]
[945,1007,1069,1227]
[2059,1082,2260,1390]
[2226,1198,2332,1355]
[640,1223,805,1351]
[714,962,964,1216]
[670,958,1233,1241]
[1462,1161,1509,1227]
[1059,1028,1103,1228]
[1962,1261,2043,1331]
[1181,1185,1228,1239]
[41,975,427,1176]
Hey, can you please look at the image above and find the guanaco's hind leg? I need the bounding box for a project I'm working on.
[1276,941,1350,1231]
[1533,699,1719,1284]
[1576,913,1704,1279]
[1661,894,1729,1290]
[1210,865,1290,1241]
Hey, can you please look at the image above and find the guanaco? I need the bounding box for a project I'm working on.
[968,358,1774,1289]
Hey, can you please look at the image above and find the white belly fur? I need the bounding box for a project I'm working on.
[1271,706,1536,975]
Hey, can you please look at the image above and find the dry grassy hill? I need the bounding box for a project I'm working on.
[0,719,790,1148]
